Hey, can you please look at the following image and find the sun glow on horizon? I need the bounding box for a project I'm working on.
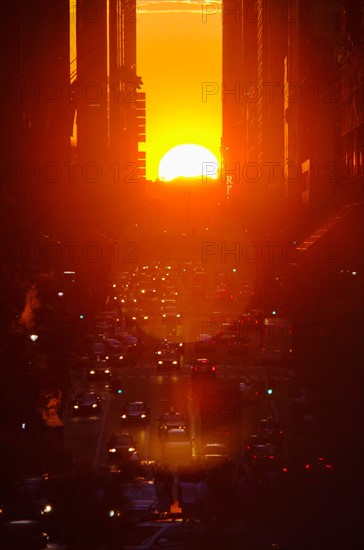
[158,144,219,182]
[137,2,221,180]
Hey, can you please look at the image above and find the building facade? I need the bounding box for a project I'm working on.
[0,0,145,243]
[221,0,349,239]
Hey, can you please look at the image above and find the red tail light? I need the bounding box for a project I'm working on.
[193,366,197,372]
[212,366,216,372]
[282,467,288,473]
[305,464,311,469]
[246,445,251,450]
[318,457,324,461]
[268,455,275,459]
[280,430,283,435]
[253,455,258,459]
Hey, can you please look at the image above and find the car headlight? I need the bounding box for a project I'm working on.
[128,447,136,452]
[105,369,110,374]
[176,314,181,318]
[172,360,178,365]
[109,448,117,453]
[92,403,98,408]
[89,370,95,375]
[158,360,163,365]
[105,356,109,360]
[73,405,79,409]
[121,414,127,419]
[162,314,166,317]
[141,414,146,418]
[41,504,52,514]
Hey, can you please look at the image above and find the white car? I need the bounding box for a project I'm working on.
[200,443,231,468]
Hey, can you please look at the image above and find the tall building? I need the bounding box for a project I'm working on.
[76,0,146,178]
[338,0,364,204]
[221,0,243,198]
[0,0,71,240]
[223,0,345,238]
[223,0,288,234]
[285,0,342,234]
[0,0,145,242]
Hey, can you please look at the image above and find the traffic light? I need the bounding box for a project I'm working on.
[267,387,273,396]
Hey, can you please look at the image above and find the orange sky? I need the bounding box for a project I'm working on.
[137,1,222,181]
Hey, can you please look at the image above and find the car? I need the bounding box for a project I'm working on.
[226,335,248,355]
[286,455,336,479]
[122,516,205,549]
[239,379,264,402]
[155,340,183,356]
[87,360,112,381]
[104,338,123,352]
[247,449,287,483]
[157,409,189,439]
[161,306,181,323]
[72,390,102,416]
[195,334,216,354]
[155,350,180,370]
[200,443,231,468]
[118,481,158,522]
[191,358,217,377]
[121,401,150,423]
[255,418,284,441]
[213,285,234,302]
[0,520,49,549]
[160,299,181,322]
[89,341,108,361]
[107,433,139,463]
[243,435,283,464]
[1,475,54,523]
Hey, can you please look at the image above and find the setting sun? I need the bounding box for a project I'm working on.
[158,144,219,182]
[137,3,221,181]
